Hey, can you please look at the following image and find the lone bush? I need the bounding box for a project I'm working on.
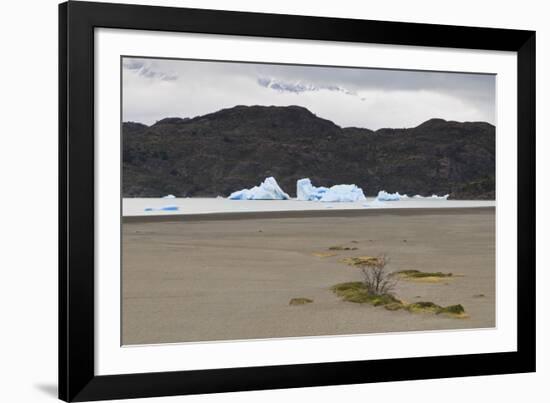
[357,254,397,296]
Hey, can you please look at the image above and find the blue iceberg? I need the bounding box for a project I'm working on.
[296,178,328,201]
[413,194,449,200]
[376,190,449,201]
[376,190,408,201]
[320,184,367,202]
[228,177,290,200]
[296,178,366,202]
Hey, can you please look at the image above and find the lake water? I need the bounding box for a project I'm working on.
[123,197,496,217]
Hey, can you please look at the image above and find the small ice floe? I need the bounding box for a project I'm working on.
[373,190,448,201]
[228,177,290,200]
[162,194,176,199]
[376,190,406,201]
[144,205,179,212]
[296,178,366,202]
[413,194,449,200]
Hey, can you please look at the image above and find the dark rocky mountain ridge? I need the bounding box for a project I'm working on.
[123,105,495,199]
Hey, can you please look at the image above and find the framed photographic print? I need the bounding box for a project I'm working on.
[59,1,536,401]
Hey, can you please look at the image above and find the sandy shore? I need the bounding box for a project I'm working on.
[122,208,495,345]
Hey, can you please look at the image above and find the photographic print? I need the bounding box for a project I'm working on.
[59,4,535,399]
[121,57,496,345]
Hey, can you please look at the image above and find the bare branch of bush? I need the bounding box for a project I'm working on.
[358,254,397,296]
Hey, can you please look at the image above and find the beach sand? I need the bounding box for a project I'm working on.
[122,208,495,345]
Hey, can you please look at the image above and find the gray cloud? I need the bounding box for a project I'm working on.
[255,64,494,105]
[257,77,360,98]
[123,59,178,81]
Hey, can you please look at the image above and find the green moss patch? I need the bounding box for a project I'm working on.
[331,282,403,308]
[331,282,371,303]
[311,251,338,258]
[289,297,314,306]
[331,282,467,318]
[329,245,358,251]
[394,269,454,283]
[442,304,466,314]
[340,256,383,267]
[396,269,453,278]
[406,301,443,313]
[407,302,467,318]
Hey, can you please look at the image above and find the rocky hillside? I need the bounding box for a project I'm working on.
[122,105,495,199]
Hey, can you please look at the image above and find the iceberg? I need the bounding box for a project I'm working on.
[376,190,448,201]
[296,178,328,201]
[429,194,449,200]
[413,194,449,200]
[320,184,367,202]
[296,178,366,202]
[376,190,407,201]
[228,177,290,200]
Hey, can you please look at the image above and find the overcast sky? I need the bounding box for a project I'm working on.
[122,57,495,130]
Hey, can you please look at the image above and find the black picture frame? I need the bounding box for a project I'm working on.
[59,1,536,401]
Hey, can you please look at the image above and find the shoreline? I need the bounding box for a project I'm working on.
[122,197,495,218]
[123,205,495,223]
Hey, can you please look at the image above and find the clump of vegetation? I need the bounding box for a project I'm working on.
[289,298,314,306]
[406,301,443,313]
[406,302,466,317]
[443,304,466,315]
[331,282,401,307]
[394,269,455,283]
[350,254,398,296]
[331,282,370,303]
[311,251,338,258]
[341,256,384,267]
[329,245,358,251]
[333,254,466,318]
[396,269,453,278]
[331,283,467,318]
[332,255,400,309]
